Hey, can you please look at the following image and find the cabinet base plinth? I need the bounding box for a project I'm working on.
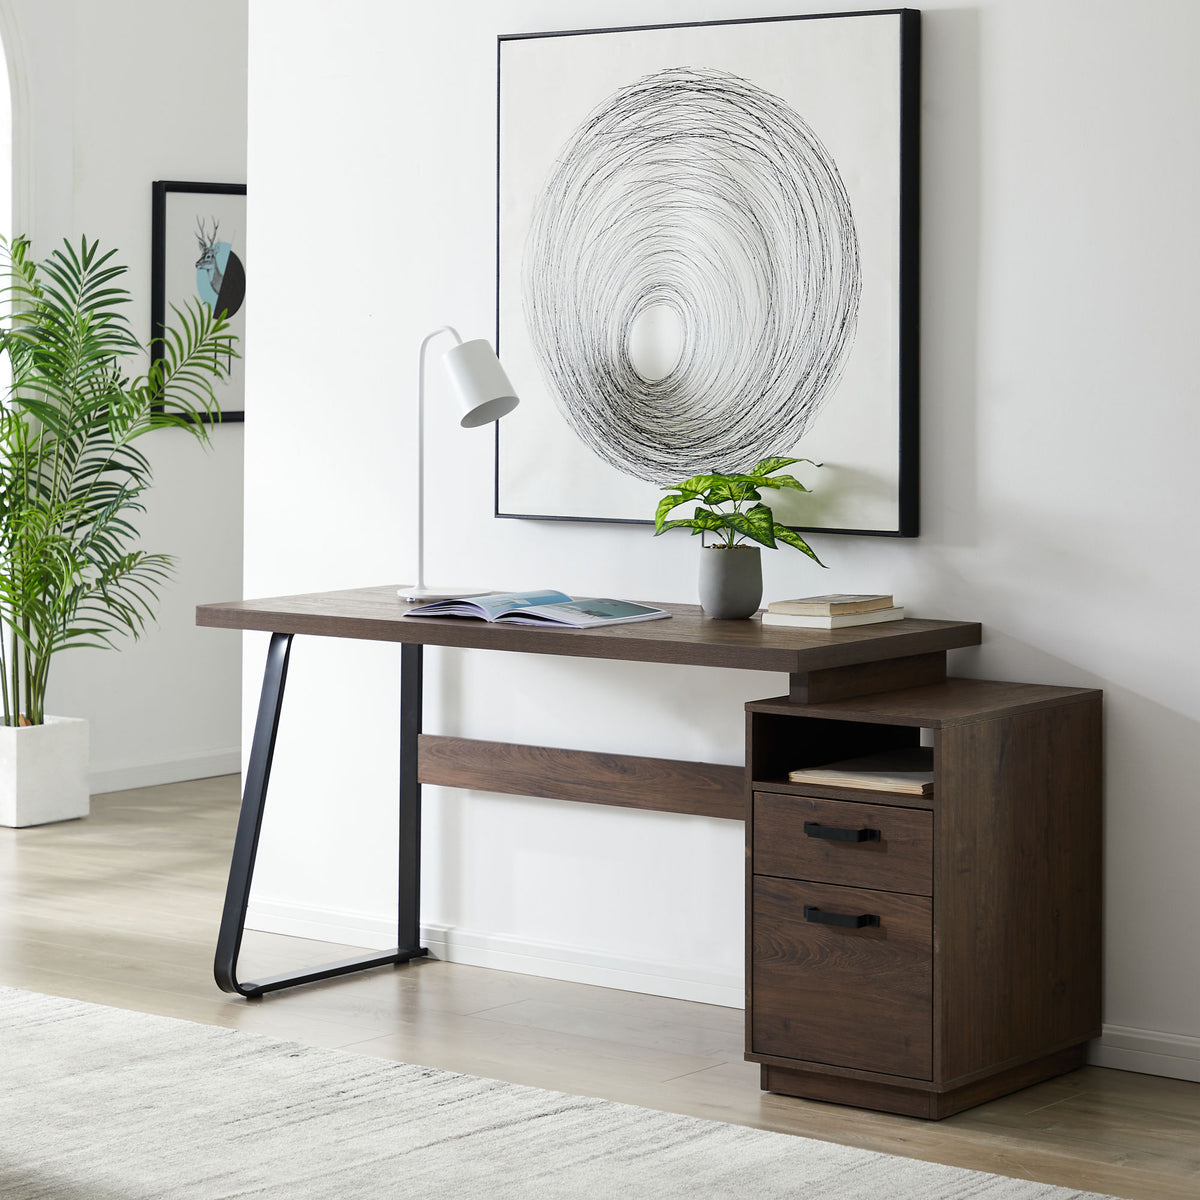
[760,1044,1088,1119]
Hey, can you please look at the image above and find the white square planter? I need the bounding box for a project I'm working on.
[0,716,90,827]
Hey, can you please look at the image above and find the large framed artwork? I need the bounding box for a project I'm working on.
[151,180,247,423]
[496,9,919,536]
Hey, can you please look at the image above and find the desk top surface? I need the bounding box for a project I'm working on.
[197,585,981,675]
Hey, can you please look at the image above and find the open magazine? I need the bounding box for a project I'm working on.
[402,590,671,628]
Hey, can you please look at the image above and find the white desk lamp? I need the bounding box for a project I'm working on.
[397,326,520,602]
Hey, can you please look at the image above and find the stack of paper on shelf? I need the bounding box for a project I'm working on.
[761,593,904,629]
[787,747,934,795]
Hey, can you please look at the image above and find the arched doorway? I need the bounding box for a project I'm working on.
[0,5,16,239]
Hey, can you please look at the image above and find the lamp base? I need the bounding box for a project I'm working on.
[397,585,494,602]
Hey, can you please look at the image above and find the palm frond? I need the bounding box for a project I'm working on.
[137,298,236,437]
[0,234,236,724]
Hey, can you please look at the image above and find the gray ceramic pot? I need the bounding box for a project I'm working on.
[698,545,763,619]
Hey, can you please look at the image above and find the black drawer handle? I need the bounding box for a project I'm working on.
[803,820,881,843]
[804,905,880,929]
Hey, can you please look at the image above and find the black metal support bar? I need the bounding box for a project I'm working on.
[226,948,427,999]
[398,644,423,951]
[214,633,427,999]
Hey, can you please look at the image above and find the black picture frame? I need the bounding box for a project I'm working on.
[151,180,248,424]
[495,9,920,537]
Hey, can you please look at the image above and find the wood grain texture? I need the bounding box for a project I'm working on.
[934,695,1103,1082]
[196,585,980,675]
[751,877,933,1079]
[751,680,1101,728]
[762,1046,1088,1120]
[418,735,745,821]
[790,652,946,704]
[754,793,933,896]
[746,681,1103,1118]
[763,1064,943,1119]
[747,779,935,812]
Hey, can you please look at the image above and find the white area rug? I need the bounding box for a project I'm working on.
[1,987,1119,1199]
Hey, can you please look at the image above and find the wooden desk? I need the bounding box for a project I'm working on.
[198,584,979,990]
[198,586,1101,1116]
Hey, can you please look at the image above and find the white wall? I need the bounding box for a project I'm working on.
[245,0,1200,1080]
[1,0,247,790]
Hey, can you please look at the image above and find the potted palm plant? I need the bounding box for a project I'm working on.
[0,235,234,826]
[654,457,826,618]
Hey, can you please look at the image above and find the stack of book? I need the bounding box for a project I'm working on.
[787,747,934,795]
[760,593,903,629]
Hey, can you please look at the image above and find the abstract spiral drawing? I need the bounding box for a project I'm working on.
[522,67,861,486]
[498,12,919,535]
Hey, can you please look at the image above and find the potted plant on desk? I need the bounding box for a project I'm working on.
[0,235,234,826]
[654,457,826,619]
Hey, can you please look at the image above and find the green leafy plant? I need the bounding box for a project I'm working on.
[653,456,825,565]
[0,235,235,726]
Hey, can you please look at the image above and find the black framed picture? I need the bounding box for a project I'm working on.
[496,9,920,536]
[151,180,247,423]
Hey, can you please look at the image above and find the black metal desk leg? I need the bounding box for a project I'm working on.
[213,631,292,995]
[214,633,428,998]
[398,643,423,950]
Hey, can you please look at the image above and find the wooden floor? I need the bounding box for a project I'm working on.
[2,779,1197,1199]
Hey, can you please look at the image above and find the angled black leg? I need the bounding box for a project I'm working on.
[214,633,427,998]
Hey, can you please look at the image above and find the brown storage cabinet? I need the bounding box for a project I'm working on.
[745,679,1102,1119]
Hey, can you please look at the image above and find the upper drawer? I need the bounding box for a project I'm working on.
[753,792,933,896]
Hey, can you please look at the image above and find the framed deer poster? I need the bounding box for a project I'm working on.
[151,180,247,423]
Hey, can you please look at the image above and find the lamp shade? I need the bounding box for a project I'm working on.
[443,338,520,427]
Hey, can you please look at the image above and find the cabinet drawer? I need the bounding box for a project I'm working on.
[751,876,933,1079]
[754,792,933,896]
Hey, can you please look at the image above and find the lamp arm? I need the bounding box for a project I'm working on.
[415,327,464,591]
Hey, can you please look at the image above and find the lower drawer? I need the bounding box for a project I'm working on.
[750,876,933,1080]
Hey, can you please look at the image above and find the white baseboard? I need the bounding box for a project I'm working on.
[247,899,398,950]
[90,748,241,795]
[421,923,743,1008]
[245,900,743,1008]
[243,901,1200,1077]
[1090,1024,1200,1083]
